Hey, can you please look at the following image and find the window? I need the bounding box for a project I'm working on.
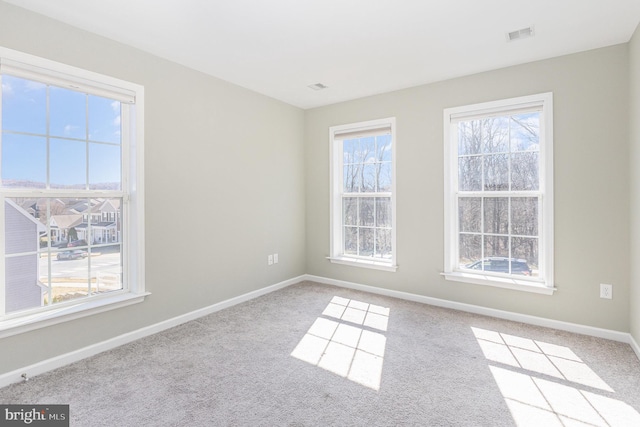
[0,47,146,336]
[329,118,396,271]
[443,93,554,294]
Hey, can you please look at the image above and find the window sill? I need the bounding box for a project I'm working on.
[441,271,556,295]
[0,291,150,339]
[327,256,398,272]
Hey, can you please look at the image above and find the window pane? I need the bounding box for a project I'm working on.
[45,197,86,247]
[89,143,121,190]
[1,133,46,188]
[37,201,51,249]
[359,228,374,256]
[344,227,357,255]
[361,136,376,163]
[459,156,481,191]
[458,120,481,155]
[5,198,44,255]
[483,197,508,234]
[482,117,509,153]
[91,244,123,294]
[343,164,360,192]
[512,237,538,277]
[44,205,92,305]
[362,164,376,192]
[343,197,357,226]
[484,154,509,191]
[459,197,481,233]
[50,87,86,139]
[18,198,127,305]
[377,162,392,192]
[1,75,47,134]
[511,152,539,191]
[376,135,392,161]
[333,119,394,264]
[50,138,87,189]
[71,211,92,247]
[48,248,90,304]
[376,198,391,228]
[451,97,548,281]
[510,113,540,152]
[359,198,374,226]
[343,139,359,164]
[6,255,40,313]
[484,235,509,258]
[511,197,538,236]
[459,234,481,266]
[89,95,121,144]
[376,229,392,259]
[91,198,122,244]
[1,56,141,321]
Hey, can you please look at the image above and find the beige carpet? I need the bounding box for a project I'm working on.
[1,281,639,426]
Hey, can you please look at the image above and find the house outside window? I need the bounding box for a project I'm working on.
[329,117,397,272]
[0,47,146,336]
[443,93,554,294]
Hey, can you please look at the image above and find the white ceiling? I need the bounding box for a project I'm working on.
[5,0,640,109]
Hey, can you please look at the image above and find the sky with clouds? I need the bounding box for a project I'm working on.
[1,74,122,189]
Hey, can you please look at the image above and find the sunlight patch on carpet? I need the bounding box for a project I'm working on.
[472,327,612,391]
[291,296,389,390]
[472,327,640,426]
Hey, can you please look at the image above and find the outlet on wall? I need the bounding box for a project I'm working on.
[268,255,273,266]
[600,283,613,299]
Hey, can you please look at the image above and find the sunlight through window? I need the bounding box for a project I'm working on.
[291,296,389,390]
[472,327,640,426]
[472,327,612,391]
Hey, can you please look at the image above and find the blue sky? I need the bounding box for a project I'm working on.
[1,75,122,188]
[457,112,540,156]
[342,135,392,193]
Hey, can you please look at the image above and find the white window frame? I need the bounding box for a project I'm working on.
[443,93,554,294]
[0,46,147,338]
[328,117,397,272]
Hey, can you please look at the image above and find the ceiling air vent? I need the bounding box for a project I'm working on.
[307,83,328,91]
[507,26,535,42]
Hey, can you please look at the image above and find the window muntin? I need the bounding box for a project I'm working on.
[4,196,124,314]
[2,76,123,190]
[0,47,145,329]
[330,118,396,271]
[457,112,540,277]
[444,94,553,292]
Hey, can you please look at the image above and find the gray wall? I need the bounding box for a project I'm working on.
[0,3,306,374]
[630,23,640,346]
[1,1,637,378]
[305,45,631,332]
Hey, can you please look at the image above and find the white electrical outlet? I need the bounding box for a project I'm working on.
[274,253,278,264]
[600,283,612,299]
[268,255,273,266]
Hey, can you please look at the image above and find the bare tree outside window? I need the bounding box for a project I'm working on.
[331,118,396,270]
[341,134,392,260]
[457,113,540,276]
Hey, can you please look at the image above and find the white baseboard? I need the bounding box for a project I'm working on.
[631,334,640,361]
[303,274,633,344]
[2,273,637,389]
[0,275,305,389]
